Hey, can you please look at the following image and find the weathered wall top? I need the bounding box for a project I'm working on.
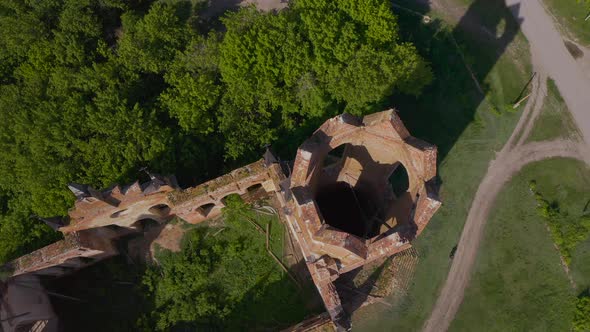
[284,110,441,330]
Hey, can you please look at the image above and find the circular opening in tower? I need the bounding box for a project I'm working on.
[314,143,391,239]
[315,182,372,238]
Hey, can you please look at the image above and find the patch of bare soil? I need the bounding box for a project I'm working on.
[151,222,186,253]
[203,0,286,18]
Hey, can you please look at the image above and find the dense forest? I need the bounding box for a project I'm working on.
[0,0,431,263]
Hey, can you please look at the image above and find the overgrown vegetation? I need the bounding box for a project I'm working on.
[574,292,590,331]
[139,195,315,330]
[47,195,311,331]
[529,179,590,265]
[0,0,432,264]
[574,291,590,332]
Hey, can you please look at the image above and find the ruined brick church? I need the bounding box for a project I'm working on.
[0,110,440,332]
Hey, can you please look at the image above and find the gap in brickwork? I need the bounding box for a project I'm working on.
[388,163,410,198]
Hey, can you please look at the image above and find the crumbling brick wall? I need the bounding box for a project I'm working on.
[283,110,441,330]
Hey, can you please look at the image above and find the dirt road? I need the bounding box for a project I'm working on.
[423,1,590,331]
[423,137,589,332]
[505,0,590,143]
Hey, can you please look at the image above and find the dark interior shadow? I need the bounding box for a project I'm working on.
[315,143,420,241]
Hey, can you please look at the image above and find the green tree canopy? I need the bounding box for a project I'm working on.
[0,0,431,263]
[214,1,432,157]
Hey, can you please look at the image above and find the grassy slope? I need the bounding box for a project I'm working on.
[527,78,581,142]
[450,158,590,331]
[543,0,590,47]
[352,1,532,330]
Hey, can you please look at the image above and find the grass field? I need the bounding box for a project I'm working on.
[450,158,590,331]
[351,1,532,330]
[527,78,580,142]
[543,0,590,46]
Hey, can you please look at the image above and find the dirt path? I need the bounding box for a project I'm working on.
[422,1,590,331]
[423,117,590,332]
[203,0,285,18]
[504,0,590,144]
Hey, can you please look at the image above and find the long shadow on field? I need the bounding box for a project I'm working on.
[339,0,525,321]
[391,0,524,162]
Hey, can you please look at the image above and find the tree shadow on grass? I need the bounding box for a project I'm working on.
[390,0,524,162]
[44,256,151,332]
[337,0,527,322]
[222,273,319,331]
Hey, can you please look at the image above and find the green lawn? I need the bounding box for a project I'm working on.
[543,0,590,46]
[352,1,532,330]
[450,158,590,331]
[573,239,590,294]
[527,78,581,142]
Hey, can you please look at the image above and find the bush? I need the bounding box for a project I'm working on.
[574,293,590,332]
[530,183,590,265]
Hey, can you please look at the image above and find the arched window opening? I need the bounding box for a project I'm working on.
[149,203,170,216]
[388,163,410,197]
[322,144,348,169]
[197,203,216,217]
[246,183,263,194]
[132,218,160,231]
